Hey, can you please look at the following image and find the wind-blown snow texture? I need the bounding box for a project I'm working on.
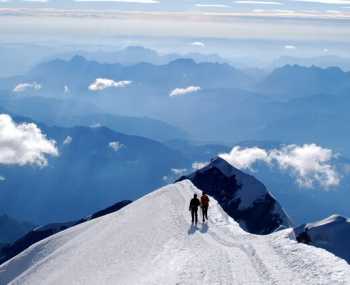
[0,180,349,285]
[178,157,292,234]
[0,200,131,265]
[294,214,350,263]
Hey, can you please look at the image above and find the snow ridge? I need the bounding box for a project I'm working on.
[1,180,349,285]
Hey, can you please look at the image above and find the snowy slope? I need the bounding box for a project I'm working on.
[0,201,131,265]
[294,215,350,263]
[1,180,350,285]
[178,157,292,234]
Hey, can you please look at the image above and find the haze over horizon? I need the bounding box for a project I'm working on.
[1,0,350,61]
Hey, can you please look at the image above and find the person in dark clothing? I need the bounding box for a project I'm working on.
[200,192,210,223]
[189,194,201,224]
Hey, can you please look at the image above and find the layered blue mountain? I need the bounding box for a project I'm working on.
[0,200,131,265]
[177,157,292,234]
[0,95,187,142]
[0,56,254,94]
[0,118,189,224]
[53,46,228,66]
[259,64,350,100]
[271,55,350,72]
[256,92,350,157]
[0,215,34,244]
[3,57,350,149]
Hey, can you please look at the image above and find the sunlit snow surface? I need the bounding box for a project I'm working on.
[1,180,349,285]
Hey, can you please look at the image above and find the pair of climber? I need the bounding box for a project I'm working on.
[189,192,209,225]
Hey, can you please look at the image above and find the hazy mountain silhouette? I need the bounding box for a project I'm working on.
[52,46,229,66]
[2,55,254,95]
[259,64,350,100]
[0,95,188,142]
[272,55,350,72]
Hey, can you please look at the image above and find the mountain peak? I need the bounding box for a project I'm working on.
[168,58,196,66]
[70,55,88,64]
[177,156,292,234]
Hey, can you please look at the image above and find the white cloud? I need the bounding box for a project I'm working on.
[253,8,266,12]
[219,146,271,171]
[75,0,159,3]
[191,41,205,47]
[64,85,70,94]
[13,82,42,93]
[270,144,340,188]
[169,86,201,97]
[274,9,295,13]
[0,176,5,181]
[0,114,58,167]
[63,136,72,145]
[195,4,230,8]
[109,141,124,152]
[219,144,340,189]
[285,45,296,49]
[90,123,102,128]
[296,0,350,4]
[235,0,283,4]
[192,161,209,170]
[323,48,329,52]
[326,9,342,13]
[171,168,188,176]
[88,78,132,91]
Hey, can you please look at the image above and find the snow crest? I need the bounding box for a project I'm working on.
[0,181,349,284]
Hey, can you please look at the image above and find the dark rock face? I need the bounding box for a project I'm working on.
[177,157,292,235]
[0,200,131,265]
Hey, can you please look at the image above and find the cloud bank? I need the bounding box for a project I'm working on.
[219,144,340,189]
[89,78,132,91]
[0,114,58,167]
[13,82,42,93]
[169,86,201,97]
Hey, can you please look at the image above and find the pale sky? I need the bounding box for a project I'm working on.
[0,0,349,57]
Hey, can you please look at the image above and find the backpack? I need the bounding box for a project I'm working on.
[201,195,209,206]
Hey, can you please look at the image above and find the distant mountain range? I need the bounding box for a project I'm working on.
[26,56,253,93]
[2,57,350,153]
[0,115,189,224]
[0,94,188,142]
[0,200,131,265]
[271,55,350,72]
[259,64,350,100]
[52,46,229,66]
